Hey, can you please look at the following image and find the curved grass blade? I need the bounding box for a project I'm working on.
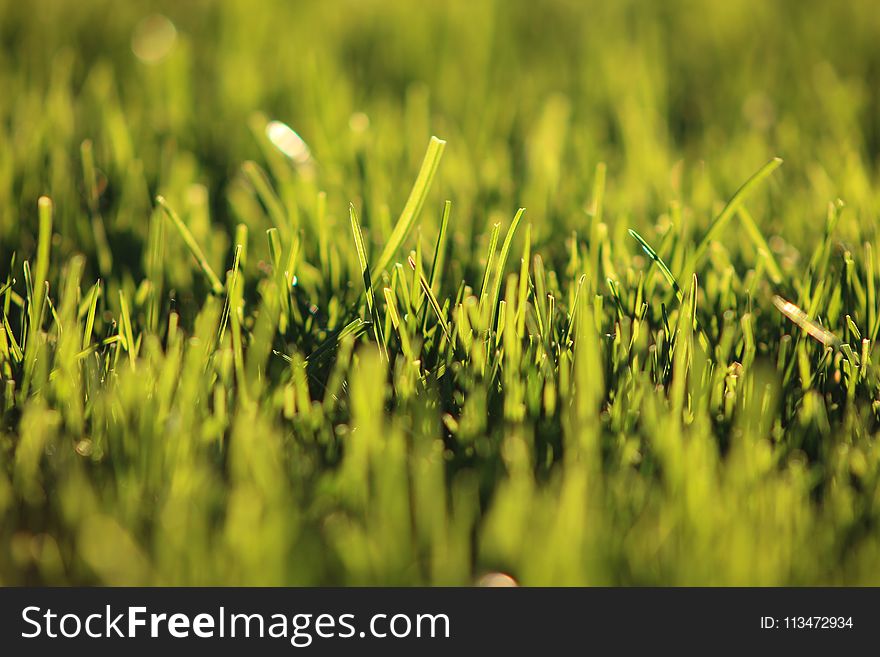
[489,208,525,331]
[81,140,113,275]
[217,245,242,348]
[384,287,413,361]
[408,256,450,341]
[3,314,22,362]
[421,200,452,332]
[372,136,446,276]
[772,295,840,348]
[629,229,682,301]
[629,229,710,352]
[118,289,136,363]
[82,279,101,351]
[428,200,451,294]
[305,317,367,366]
[737,206,784,284]
[693,157,783,265]
[156,195,225,295]
[516,223,531,338]
[566,274,587,339]
[242,160,290,239]
[478,222,501,315]
[349,204,386,359]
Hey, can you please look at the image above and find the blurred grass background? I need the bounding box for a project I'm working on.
[1,0,880,585]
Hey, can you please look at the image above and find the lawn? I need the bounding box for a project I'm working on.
[2,0,880,585]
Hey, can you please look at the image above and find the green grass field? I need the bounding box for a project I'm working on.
[2,0,880,585]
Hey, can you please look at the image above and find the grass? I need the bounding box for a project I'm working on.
[2,0,880,586]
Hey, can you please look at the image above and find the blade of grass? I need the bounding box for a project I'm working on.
[629,229,710,352]
[242,160,290,239]
[736,206,784,284]
[118,289,136,364]
[629,228,682,301]
[229,255,248,407]
[516,223,532,338]
[306,317,367,367]
[267,227,291,333]
[773,295,840,348]
[478,222,501,317]
[408,255,450,341]
[31,196,53,330]
[420,201,451,333]
[82,279,101,351]
[428,200,451,294]
[80,140,113,275]
[156,195,225,295]
[372,136,446,276]
[691,157,783,266]
[489,208,525,331]
[384,287,413,361]
[3,314,22,363]
[587,162,606,294]
[349,204,387,359]
[218,245,243,348]
[866,242,877,342]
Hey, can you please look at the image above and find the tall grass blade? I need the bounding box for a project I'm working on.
[156,195,225,295]
[692,157,783,265]
[372,136,446,276]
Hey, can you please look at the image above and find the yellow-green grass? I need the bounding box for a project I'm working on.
[1,0,880,585]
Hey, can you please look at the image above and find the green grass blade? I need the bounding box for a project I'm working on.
[478,222,501,317]
[736,206,784,284]
[628,228,682,301]
[218,245,243,348]
[408,256,450,341]
[156,195,225,295]
[82,279,101,351]
[350,204,386,358]
[489,208,525,332]
[242,160,290,239]
[629,229,710,352]
[692,157,783,265]
[3,314,22,363]
[30,196,53,329]
[866,242,877,342]
[349,204,376,317]
[80,140,113,275]
[118,289,136,363]
[306,317,367,366]
[516,223,532,338]
[773,295,840,348]
[371,136,446,276]
[384,287,413,361]
[428,200,452,294]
